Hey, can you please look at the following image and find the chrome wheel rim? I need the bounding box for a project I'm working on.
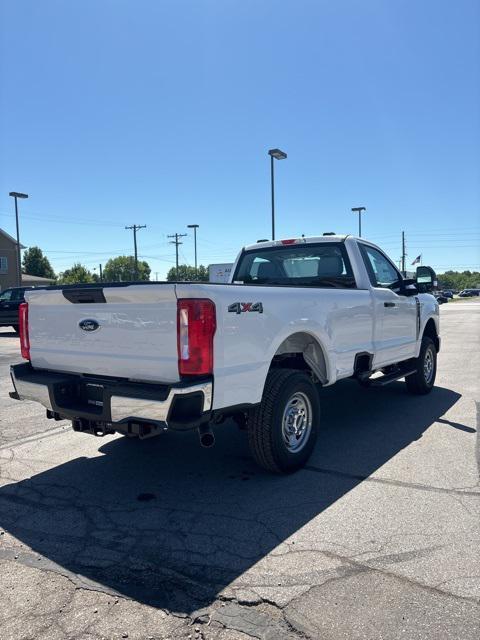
[281,391,313,453]
[423,346,435,384]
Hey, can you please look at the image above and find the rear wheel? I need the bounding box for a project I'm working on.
[405,336,437,395]
[248,368,320,473]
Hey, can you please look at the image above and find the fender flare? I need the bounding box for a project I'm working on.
[418,314,440,354]
[267,329,333,385]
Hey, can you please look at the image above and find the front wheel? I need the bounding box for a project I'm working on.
[405,336,437,395]
[248,368,320,473]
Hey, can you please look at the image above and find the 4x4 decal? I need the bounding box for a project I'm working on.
[228,302,263,314]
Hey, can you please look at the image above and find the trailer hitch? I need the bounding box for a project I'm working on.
[71,418,115,437]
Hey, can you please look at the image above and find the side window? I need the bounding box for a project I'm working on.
[360,245,401,289]
[0,257,8,274]
[0,289,13,302]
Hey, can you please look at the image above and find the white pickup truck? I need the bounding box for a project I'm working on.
[10,235,439,473]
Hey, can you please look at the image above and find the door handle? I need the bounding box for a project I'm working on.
[384,302,396,308]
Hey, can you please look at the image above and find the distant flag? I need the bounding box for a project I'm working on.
[411,255,422,266]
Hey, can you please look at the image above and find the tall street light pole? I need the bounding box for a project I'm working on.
[125,224,146,280]
[187,224,199,277]
[268,148,287,240]
[351,206,366,238]
[9,192,28,287]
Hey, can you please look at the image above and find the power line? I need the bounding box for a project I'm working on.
[43,249,131,255]
[368,226,480,238]
[407,245,480,249]
[0,211,126,228]
[434,266,480,269]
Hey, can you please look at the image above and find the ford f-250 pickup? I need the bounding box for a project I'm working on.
[10,235,440,473]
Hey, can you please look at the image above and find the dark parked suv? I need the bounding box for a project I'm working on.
[0,287,36,332]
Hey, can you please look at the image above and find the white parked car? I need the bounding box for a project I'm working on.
[10,235,440,473]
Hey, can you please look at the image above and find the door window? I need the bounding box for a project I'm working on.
[0,289,13,302]
[360,245,401,289]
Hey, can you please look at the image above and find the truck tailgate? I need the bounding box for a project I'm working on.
[25,285,180,383]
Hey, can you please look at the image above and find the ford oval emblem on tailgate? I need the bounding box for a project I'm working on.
[79,319,100,332]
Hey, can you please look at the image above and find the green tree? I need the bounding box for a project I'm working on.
[166,264,209,281]
[103,256,151,282]
[56,263,95,284]
[438,270,480,291]
[22,246,55,279]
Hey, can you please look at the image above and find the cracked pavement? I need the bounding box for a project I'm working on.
[0,301,479,639]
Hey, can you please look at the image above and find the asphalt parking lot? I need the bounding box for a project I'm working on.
[0,301,479,640]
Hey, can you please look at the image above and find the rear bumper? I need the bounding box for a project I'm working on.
[10,363,212,430]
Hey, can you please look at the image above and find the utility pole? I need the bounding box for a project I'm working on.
[99,263,103,282]
[168,233,187,279]
[125,224,146,280]
[401,231,406,276]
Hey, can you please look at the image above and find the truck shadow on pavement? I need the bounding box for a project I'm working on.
[0,380,462,614]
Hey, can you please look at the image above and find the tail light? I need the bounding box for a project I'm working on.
[19,302,30,360]
[177,299,216,376]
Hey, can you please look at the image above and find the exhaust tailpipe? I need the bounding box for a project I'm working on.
[198,424,215,448]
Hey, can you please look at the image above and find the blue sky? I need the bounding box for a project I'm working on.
[1,0,479,278]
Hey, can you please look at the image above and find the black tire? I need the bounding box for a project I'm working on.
[405,336,437,395]
[248,368,320,473]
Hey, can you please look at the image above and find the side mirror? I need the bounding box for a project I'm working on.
[401,277,418,296]
[416,266,437,293]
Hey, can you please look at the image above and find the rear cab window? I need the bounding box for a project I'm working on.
[233,242,356,288]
